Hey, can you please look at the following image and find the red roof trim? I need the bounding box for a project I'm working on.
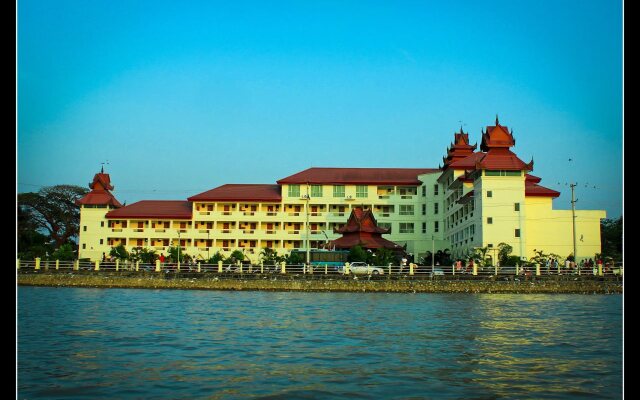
[277,167,440,185]
[188,184,282,202]
[106,200,192,219]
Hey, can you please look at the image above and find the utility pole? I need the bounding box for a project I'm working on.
[305,184,310,266]
[570,183,578,262]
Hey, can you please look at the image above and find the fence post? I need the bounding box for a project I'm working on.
[409,263,414,276]
[155,260,161,272]
[239,261,243,274]
[578,264,581,276]
[325,264,328,275]
[261,261,264,274]
[495,263,498,276]
[44,260,49,270]
[95,260,100,271]
[197,262,201,273]
[388,264,392,276]
[452,264,455,276]
[515,263,519,275]
[35,258,40,270]
[472,263,477,276]
[177,260,180,272]
[218,260,223,273]
[16,259,20,270]
[115,259,119,271]
[345,262,350,275]
[281,261,286,274]
[598,263,603,277]
[536,263,541,276]
[136,261,140,271]
[557,262,561,275]
[74,260,79,271]
[56,259,60,270]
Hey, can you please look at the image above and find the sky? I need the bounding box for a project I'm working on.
[17,0,622,218]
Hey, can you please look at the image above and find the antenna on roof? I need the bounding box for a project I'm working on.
[495,114,499,125]
[101,160,110,173]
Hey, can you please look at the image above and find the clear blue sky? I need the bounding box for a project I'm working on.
[18,0,622,218]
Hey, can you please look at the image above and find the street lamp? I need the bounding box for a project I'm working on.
[178,230,181,264]
[207,229,210,261]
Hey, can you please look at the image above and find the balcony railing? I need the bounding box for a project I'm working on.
[287,230,300,234]
[112,228,123,232]
[266,212,278,216]
[155,229,166,232]
[378,195,390,199]
[265,230,277,234]
[242,230,255,234]
[288,212,300,216]
[199,211,210,215]
[242,211,255,216]
[221,211,233,215]
[332,212,345,217]
[133,229,144,232]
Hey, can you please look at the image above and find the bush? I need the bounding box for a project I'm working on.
[51,243,74,261]
[109,244,129,260]
[348,245,368,262]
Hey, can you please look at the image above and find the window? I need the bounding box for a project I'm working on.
[333,185,345,198]
[487,217,493,224]
[83,226,87,232]
[422,222,427,234]
[399,223,414,233]
[422,204,426,215]
[99,239,103,245]
[100,222,104,227]
[434,221,439,233]
[514,202,520,211]
[82,243,86,249]
[288,185,300,197]
[515,229,521,237]
[422,186,426,196]
[434,184,439,196]
[434,203,439,214]
[488,243,493,248]
[356,185,368,198]
[399,205,414,215]
[487,191,493,198]
[378,222,391,230]
[310,185,323,197]
[486,170,522,176]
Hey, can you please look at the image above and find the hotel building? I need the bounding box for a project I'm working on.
[77,118,605,264]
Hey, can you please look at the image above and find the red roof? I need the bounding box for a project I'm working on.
[76,190,122,207]
[106,200,192,219]
[277,167,439,185]
[525,183,560,198]
[90,173,114,191]
[188,184,282,202]
[525,174,542,183]
[480,119,515,151]
[447,150,532,171]
[335,208,390,234]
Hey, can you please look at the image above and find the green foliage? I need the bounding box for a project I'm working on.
[347,245,368,262]
[225,250,245,264]
[51,243,74,261]
[167,246,188,262]
[471,247,491,267]
[208,251,225,264]
[260,248,284,265]
[109,244,129,260]
[372,248,395,266]
[129,247,157,264]
[601,217,622,261]
[18,185,88,248]
[286,251,304,264]
[503,255,523,266]
[497,243,513,265]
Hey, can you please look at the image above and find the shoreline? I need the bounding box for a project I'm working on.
[17,272,623,294]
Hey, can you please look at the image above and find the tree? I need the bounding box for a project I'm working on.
[51,243,75,261]
[497,243,513,266]
[129,247,156,264]
[109,244,129,261]
[208,252,225,264]
[372,248,394,266]
[167,246,188,263]
[18,185,88,248]
[472,246,490,267]
[225,250,245,264]
[260,248,284,265]
[347,245,368,262]
[286,251,304,264]
[601,217,622,261]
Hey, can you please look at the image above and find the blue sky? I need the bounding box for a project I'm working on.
[18,0,622,218]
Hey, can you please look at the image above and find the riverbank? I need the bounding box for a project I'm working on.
[17,272,622,293]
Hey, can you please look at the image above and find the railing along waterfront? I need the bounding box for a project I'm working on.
[17,259,623,280]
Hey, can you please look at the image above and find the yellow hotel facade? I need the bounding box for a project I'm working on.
[77,118,606,264]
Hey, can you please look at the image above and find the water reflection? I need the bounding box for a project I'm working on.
[18,288,621,399]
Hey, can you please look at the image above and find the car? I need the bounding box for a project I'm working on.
[339,262,385,275]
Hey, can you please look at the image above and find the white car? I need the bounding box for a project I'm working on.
[340,262,384,275]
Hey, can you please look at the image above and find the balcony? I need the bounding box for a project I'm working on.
[198,211,210,215]
[265,230,277,234]
[221,211,233,215]
[288,212,300,216]
[111,228,123,232]
[332,212,345,217]
[133,229,144,232]
[243,211,255,216]
[378,195,390,199]
[242,230,255,234]
[266,212,278,216]
[286,230,300,235]
[155,229,166,233]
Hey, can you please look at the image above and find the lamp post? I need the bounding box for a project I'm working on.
[431,235,435,274]
[207,229,210,261]
[304,190,310,267]
[178,230,181,264]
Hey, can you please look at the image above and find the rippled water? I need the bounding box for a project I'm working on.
[18,287,622,399]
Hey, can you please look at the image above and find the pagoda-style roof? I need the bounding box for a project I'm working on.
[480,115,516,152]
[76,169,122,208]
[328,207,403,250]
[442,127,477,167]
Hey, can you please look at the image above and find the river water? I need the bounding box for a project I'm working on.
[17,287,622,399]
